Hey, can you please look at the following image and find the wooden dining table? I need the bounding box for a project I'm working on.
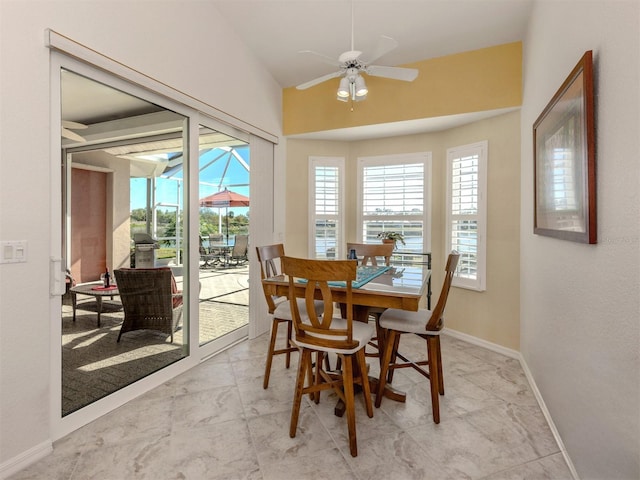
[262,261,431,413]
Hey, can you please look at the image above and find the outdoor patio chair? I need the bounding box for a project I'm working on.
[227,234,249,266]
[204,233,227,266]
[200,235,216,268]
[113,267,183,343]
[208,233,225,252]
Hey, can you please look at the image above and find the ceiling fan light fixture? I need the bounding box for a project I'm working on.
[354,75,368,97]
[337,77,350,99]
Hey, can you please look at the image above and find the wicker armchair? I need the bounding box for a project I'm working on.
[113,268,183,343]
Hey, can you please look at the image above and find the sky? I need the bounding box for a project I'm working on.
[130,145,250,215]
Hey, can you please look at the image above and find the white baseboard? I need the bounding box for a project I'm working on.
[443,327,520,359]
[443,328,580,480]
[0,440,52,480]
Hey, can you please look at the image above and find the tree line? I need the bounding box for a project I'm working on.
[130,208,250,242]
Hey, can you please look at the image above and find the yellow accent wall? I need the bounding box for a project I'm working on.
[283,42,522,136]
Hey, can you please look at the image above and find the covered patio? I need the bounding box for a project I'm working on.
[62,264,249,416]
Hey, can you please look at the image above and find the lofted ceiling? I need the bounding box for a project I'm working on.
[62,1,533,143]
[211,0,533,89]
[212,0,532,139]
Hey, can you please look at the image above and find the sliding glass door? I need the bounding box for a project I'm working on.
[60,69,190,416]
[197,126,250,354]
[50,43,274,439]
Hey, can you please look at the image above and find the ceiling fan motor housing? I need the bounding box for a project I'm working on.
[338,50,362,64]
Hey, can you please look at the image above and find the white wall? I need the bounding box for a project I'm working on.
[521,1,640,479]
[0,0,282,468]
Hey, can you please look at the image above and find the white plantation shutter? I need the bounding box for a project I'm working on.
[446,142,487,291]
[358,153,431,253]
[309,157,344,259]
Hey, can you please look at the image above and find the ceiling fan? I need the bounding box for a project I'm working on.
[61,120,87,142]
[296,3,418,102]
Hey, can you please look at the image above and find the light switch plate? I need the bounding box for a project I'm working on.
[0,241,28,263]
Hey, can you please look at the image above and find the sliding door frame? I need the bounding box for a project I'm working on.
[48,32,276,439]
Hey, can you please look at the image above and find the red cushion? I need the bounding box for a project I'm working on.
[171,274,183,308]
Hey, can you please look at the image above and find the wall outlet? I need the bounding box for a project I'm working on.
[1,241,28,264]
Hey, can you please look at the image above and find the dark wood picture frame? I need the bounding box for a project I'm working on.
[533,50,596,243]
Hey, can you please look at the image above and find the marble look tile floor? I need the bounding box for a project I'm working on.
[9,332,574,480]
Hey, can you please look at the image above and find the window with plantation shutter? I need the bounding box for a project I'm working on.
[357,152,431,253]
[309,157,344,259]
[446,141,487,291]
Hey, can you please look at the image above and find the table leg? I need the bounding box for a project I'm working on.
[96,296,103,327]
[339,304,371,323]
[71,293,77,322]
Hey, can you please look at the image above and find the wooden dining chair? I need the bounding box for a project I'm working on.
[282,256,374,457]
[374,251,460,424]
[346,242,394,358]
[346,242,393,267]
[256,244,324,389]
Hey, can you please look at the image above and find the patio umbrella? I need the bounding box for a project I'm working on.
[199,188,250,243]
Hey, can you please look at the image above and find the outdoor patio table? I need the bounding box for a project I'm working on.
[70,282,120,327]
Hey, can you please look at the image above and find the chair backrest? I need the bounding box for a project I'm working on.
[346,242,394,267]
[426,251,460,332]
[256,243,286,313]
[281,256,357,351]
[113,267,182,339]
[209,233,224,246]
[114,267,174,316]
[231,234,249,257]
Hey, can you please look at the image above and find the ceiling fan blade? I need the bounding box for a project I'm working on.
[360,35,398,64]
[298,50,341,67]
[296,70,343,90]
[61,127,86,142]
[62,120,88,130]
[366,65,419,82]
